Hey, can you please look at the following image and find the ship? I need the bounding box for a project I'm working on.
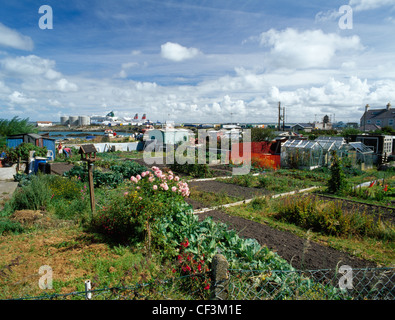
[90,111,148,126]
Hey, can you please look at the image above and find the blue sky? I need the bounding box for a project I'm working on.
[0,0,395,123]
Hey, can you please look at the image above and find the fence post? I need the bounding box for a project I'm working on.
[85,280,92,300]
[210,254,229,300]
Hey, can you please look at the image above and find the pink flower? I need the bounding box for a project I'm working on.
[160,183,169,191]
[136,174,141,181]
[153,185,158,190]
[141,171,147,177]
[171,186,177,192]
[131,176,138,183]
[174,176,180,181]
[124,192,128,196]
[148,176,154,183]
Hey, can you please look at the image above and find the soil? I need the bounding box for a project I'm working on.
[185,179,395,271]
[188,180,267,200]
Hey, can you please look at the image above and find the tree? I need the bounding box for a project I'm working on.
[251,127,275,142]
[0,116,37,147]
[327,150,348,195]
[341,127,361,137]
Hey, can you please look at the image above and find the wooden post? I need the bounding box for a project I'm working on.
[79,144,97,218]
[87,160,95,216]
[210,254,229,300]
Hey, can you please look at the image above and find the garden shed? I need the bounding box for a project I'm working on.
[144,128,194,150]
[6,133,56,160]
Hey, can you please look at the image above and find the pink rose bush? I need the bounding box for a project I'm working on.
[94,166,191,243]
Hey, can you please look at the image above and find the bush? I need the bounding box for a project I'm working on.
[0,218,24,235]
[64,165,123,188]
[275,195,391,239]
[5,143,47,162]
[169,162,212,178]
[10,174,52,211]
[64,161,147,188]
[92,167,191,244]
[47,175,90,220]
[110,161,148,179]
[327,151,348,195]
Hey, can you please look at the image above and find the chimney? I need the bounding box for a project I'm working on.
[365,104,370,112]
[387,102,391,111]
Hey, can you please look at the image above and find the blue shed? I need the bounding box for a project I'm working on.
[7,133,57,160]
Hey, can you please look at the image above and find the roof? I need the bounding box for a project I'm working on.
[361,107,395,120]
[348,142,374,154]
[292,123,314,128]
[7,133,56,141]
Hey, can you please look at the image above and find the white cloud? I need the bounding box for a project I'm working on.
[1,55,59,78]
[160,42,201,62]
[0,23,33,51]
[8,91,36,105]
[259,28,362,69]
[349,0,395,11]
[56,78,78,92]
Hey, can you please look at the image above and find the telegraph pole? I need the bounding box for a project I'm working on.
[278,102,281,130]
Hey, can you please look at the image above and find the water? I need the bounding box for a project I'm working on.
[39,131,135,139]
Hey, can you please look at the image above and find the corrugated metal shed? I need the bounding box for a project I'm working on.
[6,133,57,160]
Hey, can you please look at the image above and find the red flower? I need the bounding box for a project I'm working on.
[384,185,388,192]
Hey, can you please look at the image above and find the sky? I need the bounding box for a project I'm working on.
[0,0,395,124]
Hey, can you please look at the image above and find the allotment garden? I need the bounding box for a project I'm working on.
[0,148,394,300]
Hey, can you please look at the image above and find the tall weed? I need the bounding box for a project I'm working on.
[10,174,52,211]
[275,195,393,240]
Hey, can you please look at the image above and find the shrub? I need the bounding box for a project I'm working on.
[169,162,212,178]
[10,174,52,211]
[5,143,47,162]
[0,218,24,235]
[64,165,123,188]
[172,239,211,299]
[275,195,392,239]
[92,167,191,244]
[327,151,348,195]
[64,161,147,188]
[110,161,148,179]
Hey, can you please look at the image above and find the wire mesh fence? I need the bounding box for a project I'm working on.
[227,267,395,300]
[9,265,395,301]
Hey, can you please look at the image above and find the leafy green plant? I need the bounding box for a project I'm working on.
[10,174,52,211]
[92,167,191,246]
[5,143,47,163]
[275,195,393,240]
[327,150,348,195]
[0,218,24,235]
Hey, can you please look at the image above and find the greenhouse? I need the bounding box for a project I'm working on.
[280,137,374,170]
[340,142,374,170]
[280,140,324,169]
